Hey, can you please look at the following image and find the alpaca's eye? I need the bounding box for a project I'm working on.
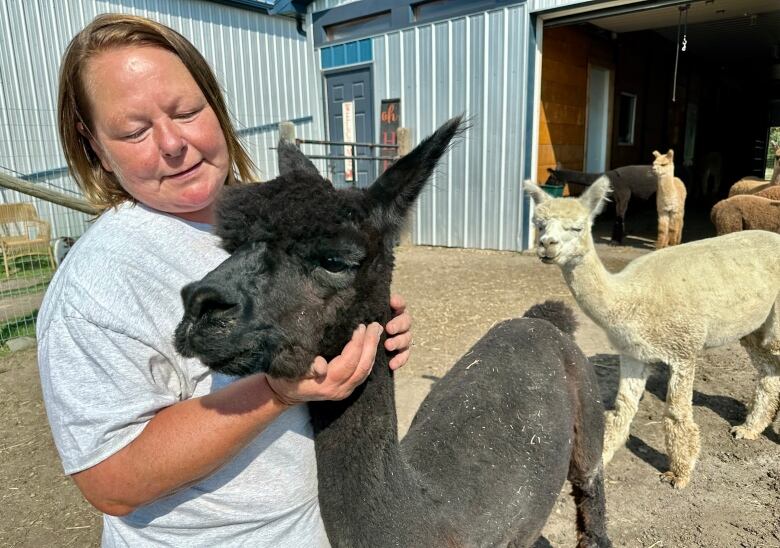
[320,256,351,273]
[572,226,583,232]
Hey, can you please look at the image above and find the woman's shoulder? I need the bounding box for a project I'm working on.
[38,203,228,330]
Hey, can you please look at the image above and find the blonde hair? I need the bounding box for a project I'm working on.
[58,13,257,211]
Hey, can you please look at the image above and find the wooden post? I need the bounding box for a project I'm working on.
[396,127,414,246]
[0,171,98,215]
[279,121,296,144]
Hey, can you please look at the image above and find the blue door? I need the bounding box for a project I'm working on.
[325,66,375,187]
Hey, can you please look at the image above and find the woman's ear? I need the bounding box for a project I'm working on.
[77,122,113,173]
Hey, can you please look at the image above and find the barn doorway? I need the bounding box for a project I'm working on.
[537,0,780,247]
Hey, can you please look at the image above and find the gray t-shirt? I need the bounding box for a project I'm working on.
[36,202,329,547]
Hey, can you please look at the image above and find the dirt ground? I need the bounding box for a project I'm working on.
[1,205,778,547]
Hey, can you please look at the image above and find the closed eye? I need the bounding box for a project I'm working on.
[174,107,203,120]
[123,127,149,140]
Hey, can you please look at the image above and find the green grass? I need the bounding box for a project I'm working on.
[0,254,53,355]
[0,311,38,356]
[0,254,54,281]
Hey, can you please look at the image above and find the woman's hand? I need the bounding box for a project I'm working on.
[265,323,384,406]
[385,294,412,370]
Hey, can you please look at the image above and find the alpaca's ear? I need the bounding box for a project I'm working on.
[652,150,661,158]
[366,116,466,232]
[277,140,320,177]
[667,149,674,159]
[524,180,550,205]
[580,176,611,218]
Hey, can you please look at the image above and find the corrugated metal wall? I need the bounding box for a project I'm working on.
[370,5,531,250]
[0,0,325,238]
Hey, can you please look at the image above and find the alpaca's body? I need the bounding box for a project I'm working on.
[525,177,780,489]
[710,195,780,235]
[176,119,612,547]
[729,179,778,197]
[546,165,657,244]
[728,144,780,197]
[652,150,687,248]
[754,185,780,200]
[567,233,780,355]
[313,315,604,546]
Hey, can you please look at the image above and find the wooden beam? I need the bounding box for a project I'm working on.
[0,171,98,215]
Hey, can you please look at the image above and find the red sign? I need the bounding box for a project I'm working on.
[380,99,401,173]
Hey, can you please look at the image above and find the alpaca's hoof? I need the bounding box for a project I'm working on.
[730,425,760,440]
[660,470,690,489]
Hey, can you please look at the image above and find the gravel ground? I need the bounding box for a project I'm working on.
[1,207,778,547]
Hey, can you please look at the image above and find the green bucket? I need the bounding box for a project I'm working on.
[541,184,564,197]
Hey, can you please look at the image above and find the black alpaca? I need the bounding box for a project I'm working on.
[546,164,657,244]
[175,118,611,547]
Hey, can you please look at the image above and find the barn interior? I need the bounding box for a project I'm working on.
[538,0,780,246]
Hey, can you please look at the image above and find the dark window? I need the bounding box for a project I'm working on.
[617,93,637,146]
[325,11,392,43]
[412,0,454,22]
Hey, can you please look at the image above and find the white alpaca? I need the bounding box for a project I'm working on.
[524,177,780,489]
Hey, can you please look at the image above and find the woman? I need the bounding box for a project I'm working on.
[37,13,412,547]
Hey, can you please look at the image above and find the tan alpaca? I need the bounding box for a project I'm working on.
[728,143,780,196]
[524,177,780,489]
[651,149,687,248]
[754,185,780,201]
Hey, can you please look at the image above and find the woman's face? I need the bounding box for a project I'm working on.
[83,46,229,223]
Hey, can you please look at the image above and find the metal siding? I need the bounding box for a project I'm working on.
[367,4,529,250]
[0,0,325,239]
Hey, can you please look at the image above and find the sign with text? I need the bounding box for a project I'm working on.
[341,101,356,182]
[379,99,400,173]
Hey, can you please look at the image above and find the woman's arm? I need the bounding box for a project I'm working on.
[72,323,384,516]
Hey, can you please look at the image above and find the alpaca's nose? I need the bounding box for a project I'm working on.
[181,282,240,322]
[540,234,559,247]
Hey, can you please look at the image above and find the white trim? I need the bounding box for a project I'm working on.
[531,0,650,19]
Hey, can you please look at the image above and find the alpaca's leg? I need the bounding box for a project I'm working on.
[668,210,684,246]
[661,359,700,489]
[610,188,631,244]
[655,212,670,249]
[603,356,650,464]
[570,468,612,548]
[673,210,684,245]
[731,330,780,440]
[610,217,624,245]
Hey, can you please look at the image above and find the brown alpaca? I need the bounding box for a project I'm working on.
[710,195,780,235]
[652,149,687,248]
[728,143,780,197]
[754,185,780,201]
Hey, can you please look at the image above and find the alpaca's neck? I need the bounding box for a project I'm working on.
[561,241,620,327]
[310,308,430,544]
[771,162,780,184]
[659,166,674,184]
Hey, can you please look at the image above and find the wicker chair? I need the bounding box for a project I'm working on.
[0,203,55,277]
